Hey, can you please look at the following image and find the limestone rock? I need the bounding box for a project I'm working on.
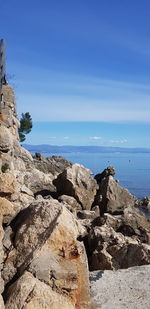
[58,194,82,210]
[53,163,97,210]
[0,125,13,152]
[14,199,62,271]
[0,216,4,294]
[23,168,55,194]
[0,295,5,309]
[0,173,16,196]
[5,271,76,309]
[0,197,15,223]
[95,175,136,215]
[33,154,72,176]
[90,265,150,309]
[94,166,115,184]
[27,205,91,309]
[88,225,150,271]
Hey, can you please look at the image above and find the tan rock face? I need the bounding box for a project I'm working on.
[3,203,91,308]
[0,216,4,294]
[27,205,91,309]
[53,164,97,210]
[0,197,15,223]
[0,173,16,196]
[14,199,62,271]
[5,271,75,309]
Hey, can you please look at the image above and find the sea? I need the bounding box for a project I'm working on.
[39,151,150,200]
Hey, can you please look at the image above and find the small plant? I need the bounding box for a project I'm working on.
[1,163,9,173]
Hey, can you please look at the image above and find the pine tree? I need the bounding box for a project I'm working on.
[18,112,32,142]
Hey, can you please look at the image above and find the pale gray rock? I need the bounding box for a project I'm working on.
[0,295,5,309]
[58,195,82,210]
[23,168,55,194]
[53,163,97,210]
[0,125,13,152]
[90,265,150,309]
[20,184,34,196]
[33,154,72,175]
[14,199,62,271]
[88,225,150,271]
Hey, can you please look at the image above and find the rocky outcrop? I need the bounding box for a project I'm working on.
[53,164,97,210]
[88,224,150,271]
[33,153,72,175]
[94,170,136,215]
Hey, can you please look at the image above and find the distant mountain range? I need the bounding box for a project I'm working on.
[23,144,150,154]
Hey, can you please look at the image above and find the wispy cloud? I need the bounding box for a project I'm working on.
[89,136,102,140]
[110,139,128,144]
[63,136,69,139]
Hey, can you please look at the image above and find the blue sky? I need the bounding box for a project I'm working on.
[1,0,150,146]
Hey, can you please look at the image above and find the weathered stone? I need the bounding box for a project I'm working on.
[0,125,13,152]
[94,166,115,184]
[14,199,62,271]
[0,216,4,294]
[88,225,150,271]
[58,194,82,210]
[90,265,150,309]
[14,143,33,169]
[2,249,17,286]
[0,197,15,223]
[77,209,99,220]
[95,175,136,215]
[36,205,91,309]
[5,271,76,309]
[20,185,34,196]
[23,168,55,194]
[0,295,5,309]
[0,173,16,196]
[53,163,97,210]
[33,154,72,176]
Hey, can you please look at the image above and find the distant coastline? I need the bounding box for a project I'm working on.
[23,144,150,154]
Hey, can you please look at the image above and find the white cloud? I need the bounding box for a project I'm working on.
[89,136,102,140]
[48,136,56,139]
[63,136,69,139]
[110,139,128,144]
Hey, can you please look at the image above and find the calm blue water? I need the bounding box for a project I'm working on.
[41,152,150,199]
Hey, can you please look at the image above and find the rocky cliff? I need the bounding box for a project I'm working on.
[0,85,150,308]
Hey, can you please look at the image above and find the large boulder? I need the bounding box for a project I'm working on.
[3,201,91,308]
[5,271,76,309]
[53,164,97,210]
[23,168,55,194]
[94,175,136,214]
